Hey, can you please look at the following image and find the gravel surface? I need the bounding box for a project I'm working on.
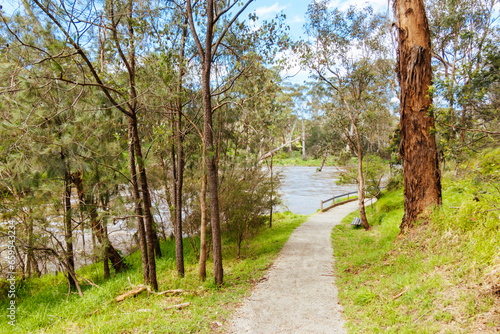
[228,201,362,334]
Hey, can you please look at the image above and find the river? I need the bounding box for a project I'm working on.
[278,166,357,215]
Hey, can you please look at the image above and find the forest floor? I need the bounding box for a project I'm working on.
[227,201,363,333]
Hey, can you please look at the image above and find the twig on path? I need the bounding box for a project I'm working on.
[413,309,431,323]
[165,302,191,310]
[392,287,408,300]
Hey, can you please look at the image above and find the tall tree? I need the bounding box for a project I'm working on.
[393,0,442,230]
[186,0,253,285]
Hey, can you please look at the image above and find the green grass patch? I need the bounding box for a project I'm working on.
[332,173,500,333]
[0,212,307,334]
[273,151,337,167]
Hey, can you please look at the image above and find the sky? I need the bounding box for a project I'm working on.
[245,0,392,85]
[1,0,391,86]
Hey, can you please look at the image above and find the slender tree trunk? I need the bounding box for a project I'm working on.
[460,107,467,143]
[199,167,208,281]
[123,0,158,287]
[159,154,175,226]
[62,154,77,289]
[103,246,110,279]
[354,125,369,230]
[187,0,223,286]
[319,155,327,172]
[187,0,251,285]
[302,120,306,159]
[130,115,158,290]
[203,78,224,285]
[128,119,150,285]
[394,0,442,231]
[173,19,188,277]
[269,155,273,228]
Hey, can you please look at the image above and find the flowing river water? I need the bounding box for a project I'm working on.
[278,166,357,214]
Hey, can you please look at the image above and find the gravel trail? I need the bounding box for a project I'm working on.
[228,201,362,334]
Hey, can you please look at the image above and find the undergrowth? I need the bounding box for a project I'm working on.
[332,148,500,333]
[0,212,307,334]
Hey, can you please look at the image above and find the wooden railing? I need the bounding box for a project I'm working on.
[320,186,385,212]
[320,191,358,212]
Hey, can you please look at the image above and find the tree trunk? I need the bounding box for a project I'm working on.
[302,120,306,159]
[128,121,149,284]
[186,0,251,285]
[319,155,327,172]
[199,169,208,281]
[173,19,188,277]
[62,154,77,289]
[394,0,442,231]
[189,0,223,286]
[269,155,273,228]
[130,114,158,290]
[354,124,370,230]
[103,246,110,279]
[203,78,224,285]
[159,153,175,226]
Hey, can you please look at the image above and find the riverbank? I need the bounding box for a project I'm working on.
[0,212,307,333]
[331,170,500,332]
[272,152,337,167]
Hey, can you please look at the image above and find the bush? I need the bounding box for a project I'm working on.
[219,165,282,258]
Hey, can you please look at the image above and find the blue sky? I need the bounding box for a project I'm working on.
[1,0,390,85]
[248,0,389,40]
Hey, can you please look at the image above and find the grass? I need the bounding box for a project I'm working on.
[0,211,308,334]
[332,166,500,332]
[272,151,337,167]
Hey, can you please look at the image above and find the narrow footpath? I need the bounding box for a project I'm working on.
[228,201,362,334]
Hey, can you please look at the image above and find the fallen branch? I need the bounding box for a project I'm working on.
[75,272,100,288]
[157,289,185,296]
[258,136,302,162]
[115,285,148,302]
[165,302,191,310]
[392,287,408,300]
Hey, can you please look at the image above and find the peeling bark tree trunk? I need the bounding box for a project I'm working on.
[394,0,442,231]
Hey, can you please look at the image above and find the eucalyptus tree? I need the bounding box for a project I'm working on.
[393,0,442,230]
[301,2,394,230]
[426,0,499,149]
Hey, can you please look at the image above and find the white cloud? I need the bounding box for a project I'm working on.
[255,3,287,19]
[290,15,304,24]
[329,0,389,13]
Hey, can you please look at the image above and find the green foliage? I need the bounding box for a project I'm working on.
[336,155,389,198]
[219,165,282,257]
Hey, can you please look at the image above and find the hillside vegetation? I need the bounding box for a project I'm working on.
[332,148,500,333]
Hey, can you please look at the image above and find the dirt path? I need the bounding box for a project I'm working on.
[227,201,362,334]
